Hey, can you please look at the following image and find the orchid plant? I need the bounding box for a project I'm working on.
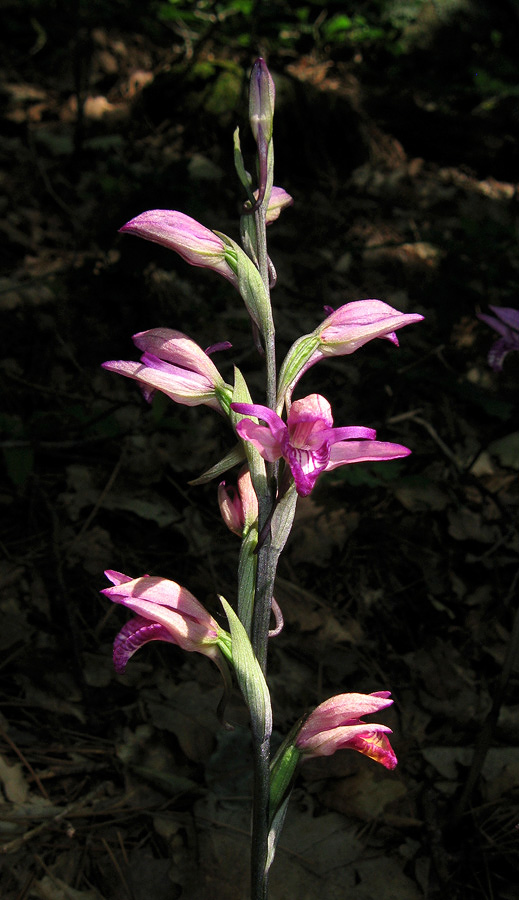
[101,59,423,900]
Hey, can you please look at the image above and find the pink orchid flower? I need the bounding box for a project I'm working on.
[296,691,397,769]
[317,299,424,355]
[218,467,258,537]
[102,570,228,673]
[102,328,232,410]
[254,186,293,224]
[119,210,239,288]
[232,393,411,497]
[277,299,423,405]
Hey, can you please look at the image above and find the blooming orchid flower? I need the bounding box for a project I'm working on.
[317,299,423,355]
[477,305,519,371]
[102,328,232,411]
[277,299,423,408]
[295,691,397,769]
[232,393,411,497]
[102,570,231,674]
[120,210,239,288]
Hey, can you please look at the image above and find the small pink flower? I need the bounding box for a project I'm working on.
[120,210,239,288]
[251,186,293,224]
[265,187,293,224]
[102,570,225,673]
[102,327,231,410]
[296,691,397,769]
[318,299,424,355]
[232,393,410,497]
[278,299,423,404]
[218,467,258,536]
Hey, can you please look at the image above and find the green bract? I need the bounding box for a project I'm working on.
[220,235,275,339]
[220,597,272,742]
[276,333,321,412]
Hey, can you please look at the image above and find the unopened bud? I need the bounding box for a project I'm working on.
[249,58,275,145]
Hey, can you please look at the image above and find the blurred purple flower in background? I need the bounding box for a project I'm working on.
[478,305,519,371]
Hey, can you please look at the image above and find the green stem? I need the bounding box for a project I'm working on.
[251,734,271,900]
[250,173,276,900]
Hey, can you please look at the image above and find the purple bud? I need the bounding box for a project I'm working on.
[249,58,275,145]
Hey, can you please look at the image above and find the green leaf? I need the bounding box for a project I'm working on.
[220,597,272,742]
[233,126,254,200]
[270,482,297,557]
[276,333,320,411]
[269,740,301,822]
[220,235,274,340]
[188,443,245,485]
[237,525,258,635]
[266,795,291,874]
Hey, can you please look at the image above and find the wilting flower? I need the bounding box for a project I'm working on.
[102,570,231,673]
[232,393,410,497]
[120,210,239,288]
[296,691,397,769]
[277,299,423,407]
[477,305,519,371]
[102,328,232,411]
[218,467,258,536]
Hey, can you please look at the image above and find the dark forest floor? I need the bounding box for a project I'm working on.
[1,4,519,899]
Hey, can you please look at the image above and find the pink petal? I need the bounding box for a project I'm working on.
[133,328,223,382]
[298,721,392,755]
[235,418,284,462]
[102,360,220,409]
[232,402,286,437]
[298,692,394,740]
[288,394,333,429]
[104,570,135,586]
[326,440,411,470]
[488,306,519,332]
[218,482,244,536]
[284,443,330,496]
[113,616,178,673]
[119,210,239,287]
[103,575,207,619]
[342,730,398,770]
[320,299,424,353]
[313,425,377,447]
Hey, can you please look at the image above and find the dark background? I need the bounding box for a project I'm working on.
[1,1,519,897]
